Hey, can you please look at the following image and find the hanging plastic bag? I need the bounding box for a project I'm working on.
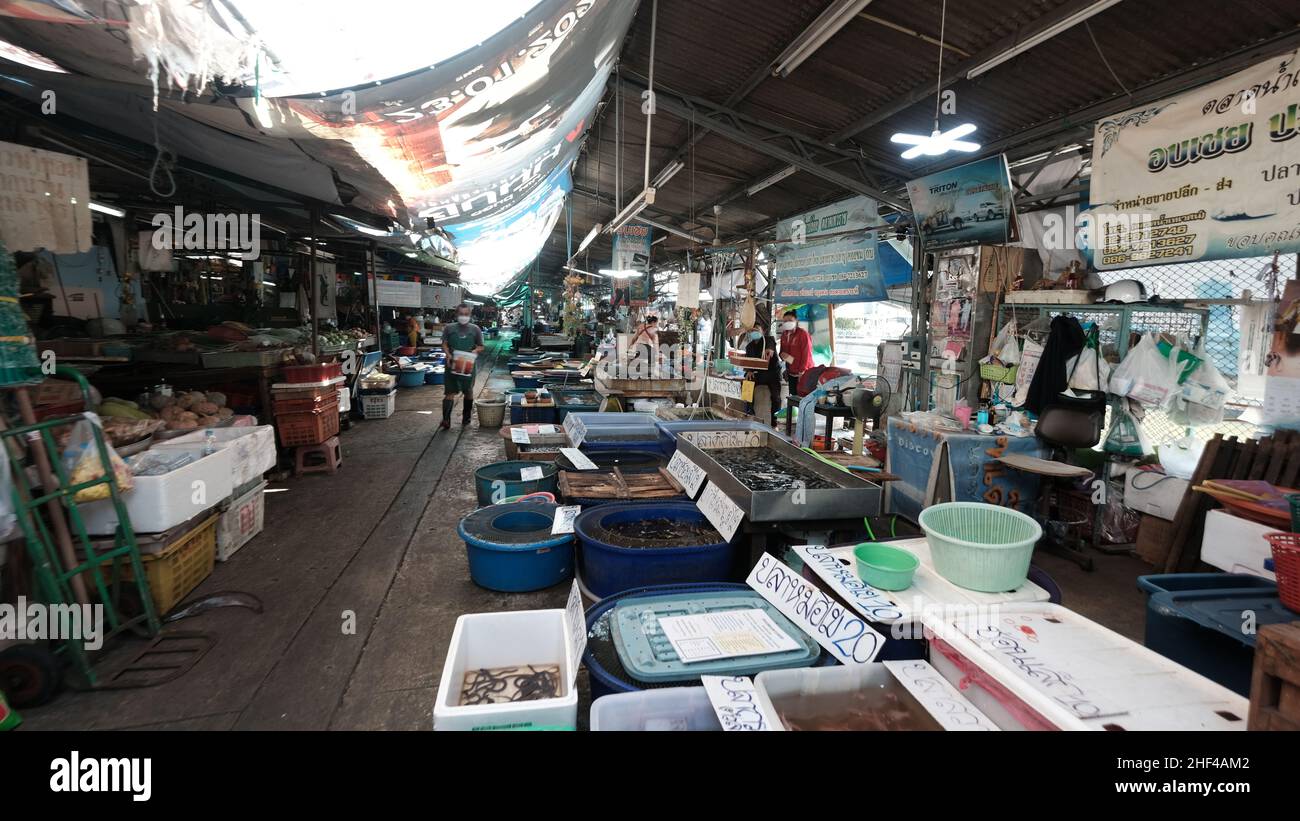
[1104,401,1151,457]
[1011,337,1044,406]
[0,443,14,541]
[1158,435,1205,480]
[1109,334,1181,408]
[990,321,1021,364]
[60,413,134,503]
[1065,348,1112,392]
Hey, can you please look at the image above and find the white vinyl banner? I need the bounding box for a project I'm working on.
[1088,49,1300,269]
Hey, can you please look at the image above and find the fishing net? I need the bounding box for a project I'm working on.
[0,240,44,387]
[459,502,560,546]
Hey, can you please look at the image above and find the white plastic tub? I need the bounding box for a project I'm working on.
[590,687,722,731]
[433,609,578,731]
[153,425,275,487]
[215,480,267,562]
[923,602,1249,731]
[79,447,233,535]
[756,664,954,731]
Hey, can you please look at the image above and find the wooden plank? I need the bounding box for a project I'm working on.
[612,467,630,499]
[1249,437,1273,481]
[1228,437,1256,480]
[1249,623,1300,731]
[658,466,685,493]
[1280,440,1300,488]
[1264,435,1292,484]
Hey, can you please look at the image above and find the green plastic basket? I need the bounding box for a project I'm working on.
[917,502,1042,592]
[1288,493,1300,533]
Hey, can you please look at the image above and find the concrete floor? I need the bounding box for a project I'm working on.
[19,337,1153,730]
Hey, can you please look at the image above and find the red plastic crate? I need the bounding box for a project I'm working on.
[281,362,343,383]
[1265,532,1300,613]
[275,397,340,446]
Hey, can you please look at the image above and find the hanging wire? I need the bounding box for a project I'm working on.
[149,115,177,198]
[932,0,947,134]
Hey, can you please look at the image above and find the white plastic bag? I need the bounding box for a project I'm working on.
[1110,334,1181,408]
[1065,348,1112,392]
[1011,338,1044,406]
[989,321,1020,364]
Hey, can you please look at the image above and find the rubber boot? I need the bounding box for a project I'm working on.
[440,398,453,430]
[461,395,474,426]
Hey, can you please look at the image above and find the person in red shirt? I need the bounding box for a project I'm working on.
[779,309,814,400]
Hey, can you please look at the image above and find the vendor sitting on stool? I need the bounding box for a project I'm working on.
[441,303,485,429]
[779,309,813,404]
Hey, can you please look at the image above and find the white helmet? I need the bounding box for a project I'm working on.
[1099,279,1147,304]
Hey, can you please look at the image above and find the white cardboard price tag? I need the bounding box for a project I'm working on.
[564,579,586,689]
[794,544,904,623]
[520,465,544,481]
[560,448,598,471]
[552,505,581,534]
[746,552,883,665]
[700,675,781,731]
[666,450,706,497]
[707,376,743,400]
[697,482,744,542]
[882,660,999,731]
[562,414,586,446]
[511,427,531,444]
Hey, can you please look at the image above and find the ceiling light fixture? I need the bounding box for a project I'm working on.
[598,269,640,279]
[652,160,684,188]
[966,0,1124,79]
[771,0,875,78]
[747,165,798,196]
[890,0,981,160]
[577,222,602,253]
[603,188,656,235]
[639,217,703,242]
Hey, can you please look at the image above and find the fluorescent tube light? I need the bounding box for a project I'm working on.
[966,0,1124,79]
[890,123,980,159]
[604,188,656,235]
[652,160,684,188]
[577,222,602,253]
[639,217,702,242]
[89,201,125,217]
[746,165,798,196]
[772,0,874,78]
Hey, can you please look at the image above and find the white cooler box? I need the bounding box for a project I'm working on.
[79,447,233,535]
[433,609,578,731]
[153,425,275,487]
[215,479,268,562]
[1201,508,1278,580]
[1123,467,1189,520]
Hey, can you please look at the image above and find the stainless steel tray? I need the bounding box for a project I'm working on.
[675,429,882,522]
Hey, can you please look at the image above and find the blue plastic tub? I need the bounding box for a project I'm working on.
[584,583,839,700]
[557,449,665,472]
[575,502,734,598]
[656,419,783,443]
[1137,573,1286,695]
[474,460,560,506]
[580,429,676,457]
[395,370,426,388]
[458,502,573,592]
[425,369,445,385]
[512,373,544,389]
[509,395,559,424]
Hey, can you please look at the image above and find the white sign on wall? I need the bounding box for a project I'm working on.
[0,141,91,254]
[374,278,422,308]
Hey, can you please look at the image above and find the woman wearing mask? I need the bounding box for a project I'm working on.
[441,303,485,429]
[779,309,814,404]
[743,325,782,427]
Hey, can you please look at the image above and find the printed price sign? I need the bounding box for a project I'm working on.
[563,414,587,446]
[511,427,531,444]
[700,675,781,732]
[697,482,744,542]
[666,450,706,497]
[882,660,999,731]
[746,552,883,665]
[564,579,586,689]
[520,465,544,481]
[552,505,581,535]
[560,448,598,470]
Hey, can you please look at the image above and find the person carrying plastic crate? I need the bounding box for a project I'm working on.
[441,303,485,429]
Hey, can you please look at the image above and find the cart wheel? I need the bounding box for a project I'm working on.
[0,644,63,708]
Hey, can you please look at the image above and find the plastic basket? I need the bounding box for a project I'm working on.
[122,514,218,615]
[978,362,1018,384]
[276,397,340,446]
[1288,494,1300,533]
[282,362,343,383]
[360,390,396,420]
[918,502,1042,592]
[1264,532,1300,613]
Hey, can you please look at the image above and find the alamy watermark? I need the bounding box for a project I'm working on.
[1,597,103,651]
[150,206,261,260]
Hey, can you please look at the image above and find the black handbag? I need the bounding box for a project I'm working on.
[1035,327,1106,449]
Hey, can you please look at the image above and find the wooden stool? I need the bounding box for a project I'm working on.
[295,435,342,476]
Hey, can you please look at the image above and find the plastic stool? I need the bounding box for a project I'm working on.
[295,435,342,475]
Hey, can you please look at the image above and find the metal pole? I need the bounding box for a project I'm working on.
[370,240,381,345]
[310,205,320,359]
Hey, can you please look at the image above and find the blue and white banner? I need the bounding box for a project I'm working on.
[1088,49,1300,269]
[905,155,1017,251]
[772,195,886,304]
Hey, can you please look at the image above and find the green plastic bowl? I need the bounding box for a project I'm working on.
[853,542,919,591]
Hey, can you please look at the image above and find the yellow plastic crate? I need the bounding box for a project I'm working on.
[124,514,218,616]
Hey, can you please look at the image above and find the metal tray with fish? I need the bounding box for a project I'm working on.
[675,428,882,522]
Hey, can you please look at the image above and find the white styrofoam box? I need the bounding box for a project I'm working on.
[590,687,721,731]
[153,426,275,487]
[215,480,267,562]
[79,447,233,535]
[336,386,351,414]
[1201,508,1278,580]
[433,609,578,731]
[922,603,1248,731]
[1123,467,1189,521]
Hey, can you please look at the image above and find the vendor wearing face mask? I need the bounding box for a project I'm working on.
[743,325,781,427]
[779,309,814,402]
[441,303,485,429]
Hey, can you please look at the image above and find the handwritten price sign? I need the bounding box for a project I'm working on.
[701,675,781,731]
[697,482,744,542]
[667,450,706,497]
[746,553,883,665]
[882,660,999,731]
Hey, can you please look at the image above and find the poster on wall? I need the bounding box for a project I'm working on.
[1263,278,1300,425]
[1088,49,1300,269]
[772,195,886,303]
[610,221,652,306]
[905,155,1018,251]
[0,141,91,254]
[374,278,422,308]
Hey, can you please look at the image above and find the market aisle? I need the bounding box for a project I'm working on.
[19,338,553,730]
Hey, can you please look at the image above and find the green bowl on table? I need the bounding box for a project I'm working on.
[853,542,920,591]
